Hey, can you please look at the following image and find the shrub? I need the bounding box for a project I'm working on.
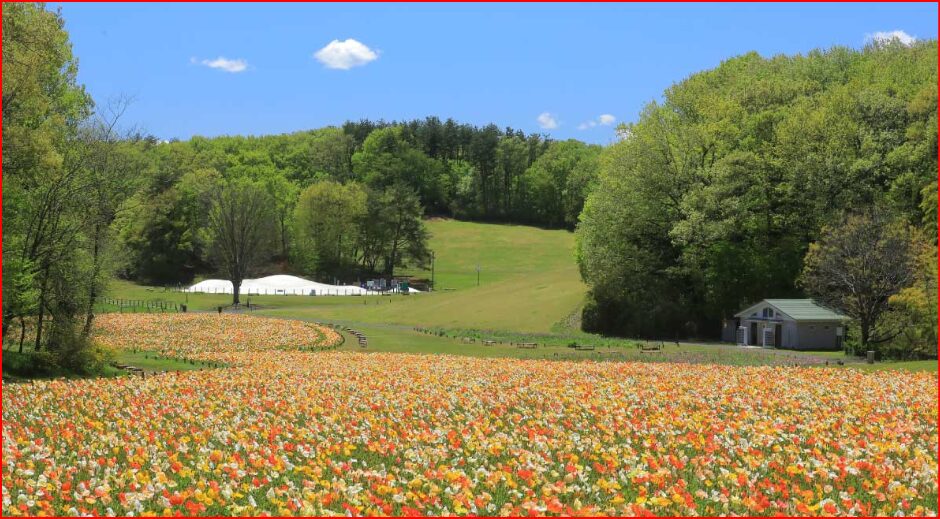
[2,349,61,378]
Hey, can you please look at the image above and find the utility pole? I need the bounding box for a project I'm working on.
[430,251,435,291]
[476,264,481,286]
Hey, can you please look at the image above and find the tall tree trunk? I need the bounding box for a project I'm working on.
[82,221,102,337]
[386,234,401,276]
[232,275,242,305]
[34,267,49,352]
[927,274,938,353]
[18,317,27,353]
[280,214,289,258]
[2,310,12,339]
[860,319,870,353]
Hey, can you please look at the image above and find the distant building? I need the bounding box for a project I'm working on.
[721,299,849,350]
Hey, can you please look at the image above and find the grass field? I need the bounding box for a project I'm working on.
[106,219,586,334]
[110,350,220,372]
[97,219,936,372]
[400,219,583,290]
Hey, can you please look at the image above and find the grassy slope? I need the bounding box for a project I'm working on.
[270,219,585,332]
[402,219,582,290]
[110,219,586,334]
[262,271,583,333]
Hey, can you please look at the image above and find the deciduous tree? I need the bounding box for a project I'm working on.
[205,180,276,305]
[801,211,920,352]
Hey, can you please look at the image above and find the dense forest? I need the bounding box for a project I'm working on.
[577,41,938,357]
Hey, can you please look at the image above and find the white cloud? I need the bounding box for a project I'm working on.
[867,30,916,46]
[537,112,559,130]
[198,56,248,73]
[577,114,616,130]
[314,39,379,70]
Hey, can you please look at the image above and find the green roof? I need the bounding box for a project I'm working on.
[764,299,848,321]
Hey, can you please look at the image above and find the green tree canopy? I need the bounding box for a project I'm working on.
[292,180,367,277]
[578,41,938,340]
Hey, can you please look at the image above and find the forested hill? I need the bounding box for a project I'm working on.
[156,118,601,226]
[577,41,938,346]
[118,119,601,283]
[341,119,599,224]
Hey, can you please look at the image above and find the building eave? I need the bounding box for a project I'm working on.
[733,300,795,321]
[733,299,849,322]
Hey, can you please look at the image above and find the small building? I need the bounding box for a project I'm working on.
[721,299,849,350]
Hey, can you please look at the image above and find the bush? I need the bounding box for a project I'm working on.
[2,349,61,378]
[580,297,603,333]
[3,318,116,378]
[60,342,115,375]
[46,318,114,375]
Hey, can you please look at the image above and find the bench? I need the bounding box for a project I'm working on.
[517,342,538,349]
[575,345,595,351]
[482,340,497,346]
[640,343,664,353]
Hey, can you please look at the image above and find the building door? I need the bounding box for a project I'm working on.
[774,324,782,348]
[750,322,757,346]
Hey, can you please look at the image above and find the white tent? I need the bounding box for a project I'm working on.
[185,274,420,296]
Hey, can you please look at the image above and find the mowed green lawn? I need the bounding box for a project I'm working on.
[109,219,586,334]
[263,221,584,332]
[400,219,582,290]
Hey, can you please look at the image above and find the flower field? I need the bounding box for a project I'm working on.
[3,315,938,516]
[92,313,342,362]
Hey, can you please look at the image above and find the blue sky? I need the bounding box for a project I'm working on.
[57,3,937,144]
